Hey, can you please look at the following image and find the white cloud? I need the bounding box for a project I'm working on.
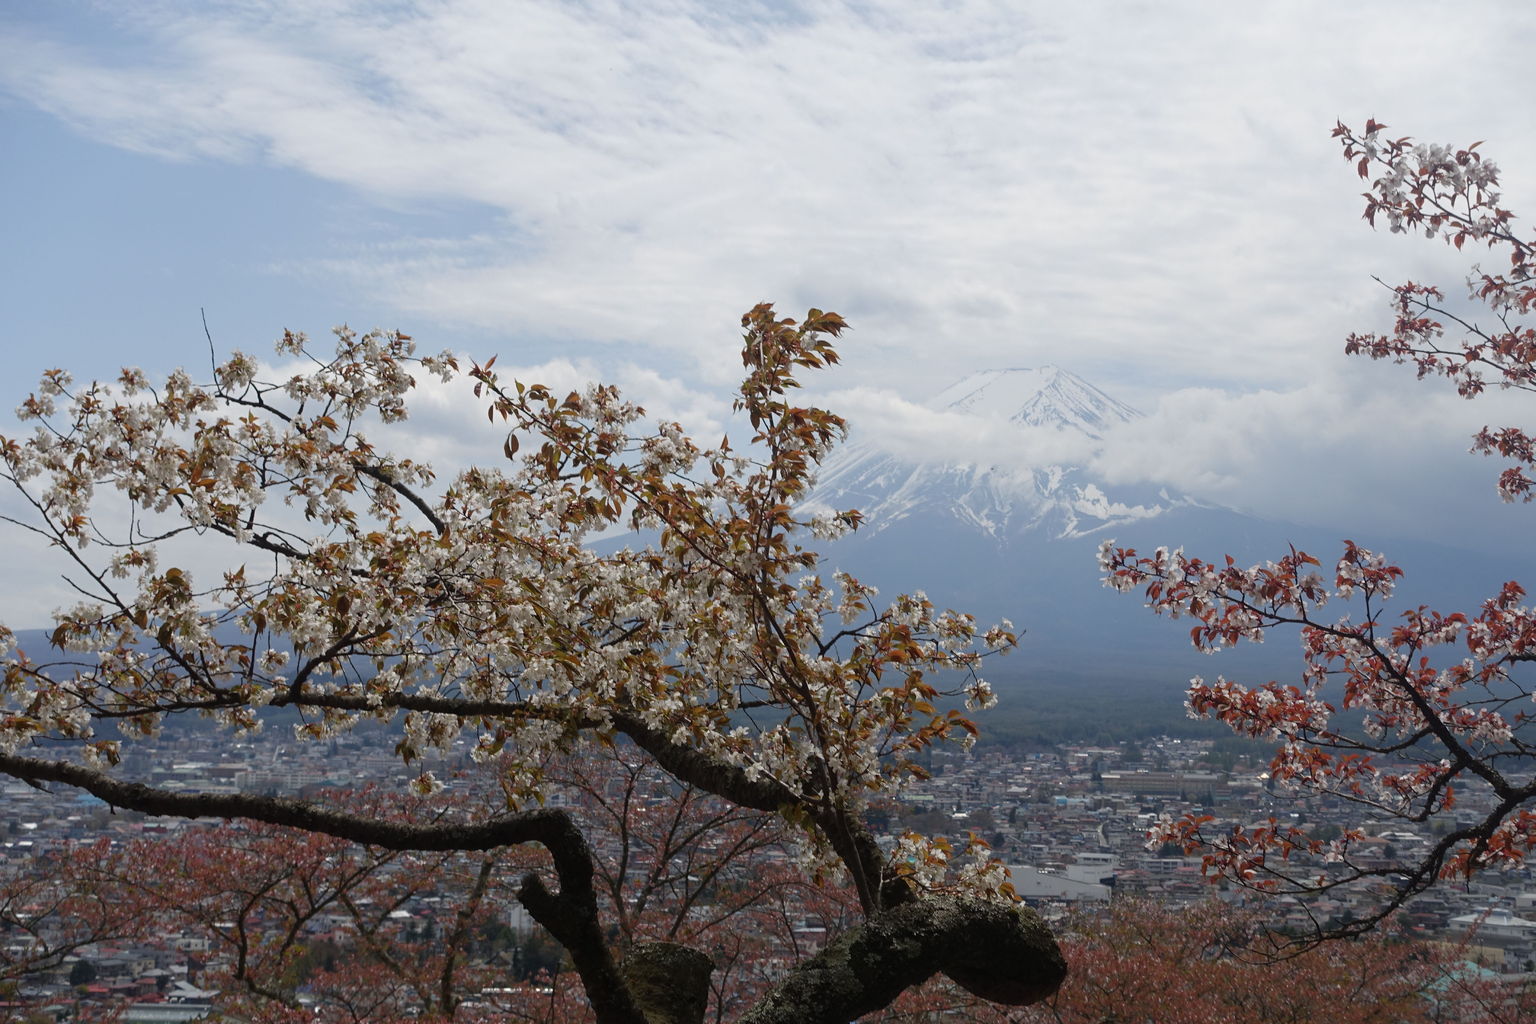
[1082,366,1535,543]
[4,0,1536,597]
[7,0,1536,392]
[822,384,1100,468]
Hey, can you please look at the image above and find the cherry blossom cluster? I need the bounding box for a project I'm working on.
[0,302,1016,909]
[888,831,1014,902]
[1336,119,1536,502]
[1102,518,1536,918]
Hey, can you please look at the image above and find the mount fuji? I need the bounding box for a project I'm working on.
[802,367,1535,692]
[809,367,1191,544]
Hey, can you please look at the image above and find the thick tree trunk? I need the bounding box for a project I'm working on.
[622,942,715,1024]
[740,894,1066,1024]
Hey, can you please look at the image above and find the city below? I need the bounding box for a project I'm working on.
[4,721,1532,1021]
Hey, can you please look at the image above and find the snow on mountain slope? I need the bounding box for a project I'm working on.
[927,367,1141,438]
[806,366,1192,541]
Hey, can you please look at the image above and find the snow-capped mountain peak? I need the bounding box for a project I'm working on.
[928,366,1142,440]
[806,367,1184,543]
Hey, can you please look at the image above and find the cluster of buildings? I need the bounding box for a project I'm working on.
[5,726,1536,1019]
[908,740,1536,973]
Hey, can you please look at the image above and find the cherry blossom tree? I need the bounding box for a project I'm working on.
[9,766,850,1023]
[95,791,522,1023]
[1102,121,1536,939]
[1015,900,1515,1024]
[0,838,152,987]
[846,900,1504,1024]
[0,304,1063,1022]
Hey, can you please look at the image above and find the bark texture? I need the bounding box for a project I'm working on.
[739,894,1066,1024]
[622,942,715,1024]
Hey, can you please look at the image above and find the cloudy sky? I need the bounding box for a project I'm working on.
[3,0,1535,621]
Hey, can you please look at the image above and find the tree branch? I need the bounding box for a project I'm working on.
[0,752,563,851]
[0,751,652,1023]
[608,714,900,912]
